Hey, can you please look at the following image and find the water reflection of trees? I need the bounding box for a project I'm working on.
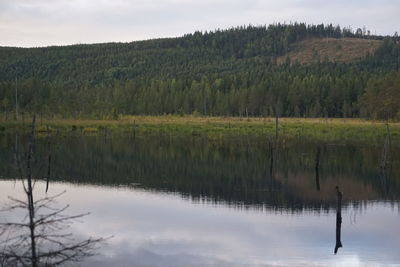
[0,134,399,211]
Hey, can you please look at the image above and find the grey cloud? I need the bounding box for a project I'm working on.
[0,0,399,47]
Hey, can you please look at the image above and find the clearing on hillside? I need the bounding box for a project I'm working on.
[277,37,382,64]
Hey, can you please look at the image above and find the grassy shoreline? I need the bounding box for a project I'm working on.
[0,116,399,144]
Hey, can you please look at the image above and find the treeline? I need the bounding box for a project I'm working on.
[0,23,399,119]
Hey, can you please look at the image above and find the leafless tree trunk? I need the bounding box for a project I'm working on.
[26,115,37,267]
[0,116,107,267]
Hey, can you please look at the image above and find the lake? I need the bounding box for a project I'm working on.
[0,133,399,266]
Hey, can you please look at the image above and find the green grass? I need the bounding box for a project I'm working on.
[0,115,398,145]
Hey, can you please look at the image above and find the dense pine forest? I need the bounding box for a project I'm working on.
[0,23,399,120]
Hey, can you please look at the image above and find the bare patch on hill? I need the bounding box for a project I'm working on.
[277,37,382,64]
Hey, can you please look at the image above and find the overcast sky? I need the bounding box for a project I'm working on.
[0,0,399,47]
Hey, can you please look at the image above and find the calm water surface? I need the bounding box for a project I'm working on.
[0,133,399,266]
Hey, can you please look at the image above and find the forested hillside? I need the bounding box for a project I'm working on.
[0,23,399,119]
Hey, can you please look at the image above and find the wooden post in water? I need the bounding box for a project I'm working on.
[334,186,343,254]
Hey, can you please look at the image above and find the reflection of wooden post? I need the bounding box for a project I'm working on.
[380,124,392,194]
[45,125,51,193]
[104,126,108,144]
[315,147,320,191]
[275,113,279,139]
[334,186,343,254]
[133,120,136,139]
[269,141,274,177]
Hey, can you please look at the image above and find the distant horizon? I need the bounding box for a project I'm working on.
[1,0,398,48]
[0,22,396,49]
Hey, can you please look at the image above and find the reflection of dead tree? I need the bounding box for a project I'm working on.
[268,140,274,177]
[315,147,321,191]
[380,123,392,195]
[0,116,105,267]
[380,123,392,170]
[334,186,343,254]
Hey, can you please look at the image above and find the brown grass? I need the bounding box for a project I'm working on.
[1,116,399,144]
[1,115,397,127]
[277,37,382,64]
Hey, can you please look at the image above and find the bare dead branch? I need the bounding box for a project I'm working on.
[1,116,106,267]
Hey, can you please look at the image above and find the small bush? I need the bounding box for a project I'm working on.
[83,127,98,133]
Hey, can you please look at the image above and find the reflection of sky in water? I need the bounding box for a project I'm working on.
[1,181,399,266]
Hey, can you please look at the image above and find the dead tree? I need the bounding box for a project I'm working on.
[0,115,106,267]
